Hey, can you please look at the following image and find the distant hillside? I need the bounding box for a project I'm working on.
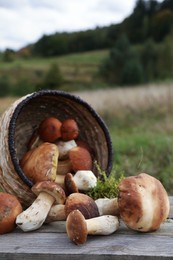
[19,0,173,58]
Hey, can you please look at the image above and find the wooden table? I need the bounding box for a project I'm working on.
[0,197,173,260]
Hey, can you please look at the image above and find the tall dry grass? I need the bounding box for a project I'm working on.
[75,83,173,116]
[0,97,17,116]
[1,83,173,120]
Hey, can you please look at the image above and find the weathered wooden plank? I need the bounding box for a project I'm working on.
[0,229,173,260]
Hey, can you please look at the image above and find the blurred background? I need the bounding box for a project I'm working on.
[1,0,173,193]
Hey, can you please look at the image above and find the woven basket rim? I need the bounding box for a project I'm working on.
[8,90,113,188]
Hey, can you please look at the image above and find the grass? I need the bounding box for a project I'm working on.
[0,50,109,92]
[1,83,173,194]
[0,50,108,69]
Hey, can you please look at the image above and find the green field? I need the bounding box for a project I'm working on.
[0,50,109,94]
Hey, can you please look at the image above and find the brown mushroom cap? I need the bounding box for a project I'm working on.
[64,173,79,195]
[32,181,66,205]
[20,142,59,183]
[65,193,99,219]
[0,192,23,234]
[69,146,92,171]
[61,118,79,141]
[118,173,170,232]
[66,209,87,245]
[38,116,62,142]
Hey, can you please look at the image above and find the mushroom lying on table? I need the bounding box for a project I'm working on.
[95,198,119,216]
[16,181,66,232]
[46,193,119,223]
[46,197,119,222]
[0,192,23,234]
[46,192,99,222]
[118,173,170,232]
[66,209,119,245]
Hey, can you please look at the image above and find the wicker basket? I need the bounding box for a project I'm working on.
[0,90,113,208]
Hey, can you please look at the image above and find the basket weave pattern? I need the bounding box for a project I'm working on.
[0,95,36,207]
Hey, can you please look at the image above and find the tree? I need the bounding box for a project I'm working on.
[140,39,159,81]
[3,48,15,62]
[99,34,144,85]
[151,9,173,41]
[37,63,64,90]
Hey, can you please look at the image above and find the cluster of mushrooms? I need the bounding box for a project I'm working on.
[0,116,170,245]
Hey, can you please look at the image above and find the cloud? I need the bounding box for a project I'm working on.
[0,0,28,9]
[0,0,136,51]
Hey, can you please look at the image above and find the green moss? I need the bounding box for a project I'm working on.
[86,162,124,200]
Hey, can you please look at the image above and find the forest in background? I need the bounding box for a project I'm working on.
[1,0,173,96]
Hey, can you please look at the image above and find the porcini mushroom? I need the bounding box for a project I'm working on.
[118,173,170,232]
[64,171,97,195]
[0,192,22,234]
[61,118,79,141]
[65,193,99,219]
[95,198,119,216]
[56,159,72,175]
[66,209,119,245]
[46,192,99,222]
[45,204,66,222]
[20,142,59,183]
[38,116,62,142]
[69,146,92,171]
[46,196,118,222]
[56,140,77,160]
[16,181,66,232]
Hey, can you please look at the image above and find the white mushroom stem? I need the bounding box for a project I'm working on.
[55,175,65,188]
[56,140,77,160]
[86,215,119,235]
[74,170,97,190]
[95,198,119,216]
[57,159,72,175]
[16,192,55,232]
[45,204,66,223]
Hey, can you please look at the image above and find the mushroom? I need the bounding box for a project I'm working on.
[45,204,66,222]
[56,159,72,175]
[16,181,66,232]
[118,173,170,232]
[95,198,119,216]
[61,118,79,141]
[56,140,77,160]
[20,142,59,183]
[38,116,62,142]
[55,174,65,188]
[46,192,99,222]
[0,192,23,234]
[64,171,97,194]
[66,209,119,245]
[69,146,92,171]
[65,193,99,219]
[46,193,119,222]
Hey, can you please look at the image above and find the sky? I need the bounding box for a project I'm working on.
[0,0,159,51]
